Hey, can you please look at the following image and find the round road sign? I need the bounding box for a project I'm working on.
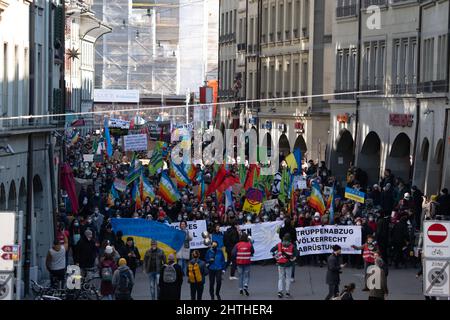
[427,223,448,244]
[428,268,448,288]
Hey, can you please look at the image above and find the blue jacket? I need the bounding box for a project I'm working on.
[211,233,224,249]
[205,248,226,271]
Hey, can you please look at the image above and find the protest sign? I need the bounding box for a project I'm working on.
[242,188,264,214]
[296,225,361,256]
[345,187,366,204]
[263,199,278,213]
[170,220,208,249]
[123,134,148,151]
[221,221,283,261]
[83,154,94,162]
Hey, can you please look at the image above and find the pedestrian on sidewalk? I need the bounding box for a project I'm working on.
[271,234,298,298]
[232,232,254,296]
[46,239,67,289]
[205,240,226,300]
[143,239,166,300]
[325,245,346,300]
[188,250,208,300]
[112,258,134,300]
[368,257,388,300]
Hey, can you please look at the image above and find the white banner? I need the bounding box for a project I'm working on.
[296,225,362,256]
[123,134,148,151]
[94,89,140,103]
[109,118,131,129]
[221,221,283,261]
[170,220,208,249]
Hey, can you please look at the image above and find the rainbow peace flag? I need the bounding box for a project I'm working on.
[107,185,120,207]
[140,176,156,202]
[196,171,205,202]
[308,182,326,215]
[71,131,80,145]
[184,163,197,181]
[132,183,142,210]
[159,172,181,204]
[328,184,336,224]
[172,163,190,188]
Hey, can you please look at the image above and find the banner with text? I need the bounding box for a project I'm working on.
[123,134,148,151]
[296,225,362,256]
[170,220,208,249]
[221,221,283,261]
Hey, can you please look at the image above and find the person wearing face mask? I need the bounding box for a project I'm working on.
[73,229,98,277]
[311,212,322,226]
[352,235,379,291]
[223,221,240,280]
[90,206,104,235]
[232,232,255,296]
[70,218,82,254]
[271,234,298,298]
[205,241,226,300]
[176,221,193,276]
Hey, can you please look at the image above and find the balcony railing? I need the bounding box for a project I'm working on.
[390,83,417,95]
[363,0,387,8]
[336,5,357,18]
[418,80,448,93]
[334,89,357,100]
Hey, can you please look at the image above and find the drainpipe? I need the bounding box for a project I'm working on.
[353,0,362,166]
[411,3,423,184]
[24,0,36,297]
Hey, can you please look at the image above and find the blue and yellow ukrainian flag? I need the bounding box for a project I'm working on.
[110,218,185,261]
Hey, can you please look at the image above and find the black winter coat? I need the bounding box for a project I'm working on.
[74,236,97,268]
[224,227,240,251]
[326,253,342,285]
[159,263,183,300]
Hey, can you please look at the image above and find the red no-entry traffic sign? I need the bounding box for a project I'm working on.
[427,223,448,244]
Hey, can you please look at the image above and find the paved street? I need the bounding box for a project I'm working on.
[131,264,424,300]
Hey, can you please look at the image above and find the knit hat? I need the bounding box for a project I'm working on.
[151,239,157,245]
[84,229,93,238]
[168,254,175,262]
[118,258,127,266]
[105,246,113,255]
[159,211,166,219]
[431,195,438,201]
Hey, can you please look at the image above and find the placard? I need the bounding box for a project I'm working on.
[296,225,362,256]
[123,134,148,152]
[170,220,208,249]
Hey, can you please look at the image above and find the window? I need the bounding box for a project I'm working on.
[23,48,29,118]
[262,65,267,97]
[286,2,292,40]
[234,9,237,34]
[303,0,309,35]
[263,7,268,43]
[278,2,284,41]
[422,38,435,82]
[294,0,301,37]
[270,4,276,42]
[437,35,447,81]
[349,49,357,90]
[284,60,291,96]
[301,61,308,94]
[1,43,7,117]
[277,59,283,96]
[225,12,228,35]
[362,40,386,92]
[248,72,253,99]
[269,63,275,97]
[221,13,224,36]
[239,18,243,43]
[336,50,343,91]
[249,18,254,46]
[293,61,299,95]
[392,37,418,92]
[13,46,18,118]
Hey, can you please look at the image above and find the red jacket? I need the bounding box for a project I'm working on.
[276,243,294,264]
[235,242,253,265]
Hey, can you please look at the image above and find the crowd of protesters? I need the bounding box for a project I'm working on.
[48,130,450,300]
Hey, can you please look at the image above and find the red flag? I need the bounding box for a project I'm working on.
[205,164,227,197]
[244,164,260,190]
[159,127,164,141]
[216,174,240,194]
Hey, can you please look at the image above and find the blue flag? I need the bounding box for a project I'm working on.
[293,147,302,175]
[104,118,113,158]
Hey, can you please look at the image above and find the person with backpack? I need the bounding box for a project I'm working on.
[205,240,226,300]
[99,246,117,300]
[112,258,134,300]
[232,232,254,296]
[176,221,193,276]
[271,234,298,298]
[159,254,183,300]
[143,239,167,300]
[188,250,208,300]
